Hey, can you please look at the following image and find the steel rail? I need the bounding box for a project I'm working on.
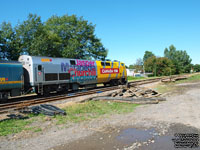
[0,86,119,114]
[0,74,188,114]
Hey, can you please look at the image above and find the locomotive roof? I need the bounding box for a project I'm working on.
[0,60,21,64]
[21,55,89,60]
[30,55,96,61]
[20,55,121,63]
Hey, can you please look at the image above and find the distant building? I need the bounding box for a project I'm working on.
[126,68,153,77]
[134,73,142,77]
[126,69,135,76]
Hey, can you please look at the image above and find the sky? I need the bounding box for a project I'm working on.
[0,0,200,66]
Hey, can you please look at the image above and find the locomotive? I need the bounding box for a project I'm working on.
[0,61,23,99]
[0,55,127,100]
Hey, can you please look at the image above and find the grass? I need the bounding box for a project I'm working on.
[0,101,139,136]
[55,101,139,124]
[127,76,160,81]
[154,83,175,94]
[128,76,145,81]
[189,74,200,80]
[0,119,33,136]
[176,74,200,83]
[154,74,200,94]
[33,128,42,132]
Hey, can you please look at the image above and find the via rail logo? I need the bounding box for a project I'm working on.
[100,68,119,74]
[0,77,8,82]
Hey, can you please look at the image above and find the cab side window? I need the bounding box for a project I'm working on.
[101,62,105,66]
[38,65,42,71]
[70,60,76,65]
[114,62,118,67]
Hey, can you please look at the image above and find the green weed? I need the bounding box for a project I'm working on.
[0,119,33,136]
[176,74,200,83]
[0,101,139,136]
[128,76,145,81]
[55,101,139,124]
[33,128,42,132]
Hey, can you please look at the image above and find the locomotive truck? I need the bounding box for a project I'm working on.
[0,55,127,101]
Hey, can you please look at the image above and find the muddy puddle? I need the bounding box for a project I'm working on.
[51,123,200,150]
[117,128,156,144]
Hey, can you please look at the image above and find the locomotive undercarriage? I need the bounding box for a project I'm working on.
[104,78,127,87]
[35,83,70,96]
[0,91,9,100]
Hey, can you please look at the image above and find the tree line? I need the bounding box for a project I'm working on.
[129,45,200,76]
[0,14,108,61]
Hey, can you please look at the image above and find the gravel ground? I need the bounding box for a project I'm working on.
[1,81,200,150]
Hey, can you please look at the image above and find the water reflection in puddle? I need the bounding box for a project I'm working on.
[117,128,157,144]
[117,128,175,150]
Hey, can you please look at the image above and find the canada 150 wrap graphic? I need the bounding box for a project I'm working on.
[61,60,97,83]
[100,68,119,74]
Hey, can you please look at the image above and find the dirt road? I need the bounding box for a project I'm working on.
[1,81,200,150]
[51,81,200,150]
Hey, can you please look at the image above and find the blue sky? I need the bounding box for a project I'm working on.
[0,0,200,65]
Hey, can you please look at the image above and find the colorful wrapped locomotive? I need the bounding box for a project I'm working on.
[0,55,127,100]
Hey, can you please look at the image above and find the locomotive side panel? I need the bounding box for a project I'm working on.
[0,61,23,99]
[96,61,119,83]
[19,55,127,95]
[96,61,127,84]
[29,57,98,86]
[120,62,127,83]
[19,55,98,94]
[66,59,97,85]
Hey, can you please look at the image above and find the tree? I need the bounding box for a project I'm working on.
[128,64,134,69]
[133,58,143,73]
[164,45,176,60]
[156,57,174,76]
[0,30,4,59]
[144,56,174,76]
[0,13,108,60]
[143,51,155,62]
[144,56,156,73]
[0,22,19,60]
[45,14,107,60]
[193,64,200,72]
[15,14,51,57]
[164,45,192,74]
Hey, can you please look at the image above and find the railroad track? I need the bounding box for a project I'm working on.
[128,77,162,85]
[0,75,190,114]
[0,86,119,114]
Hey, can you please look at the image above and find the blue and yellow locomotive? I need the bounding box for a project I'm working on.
[0,61,23,100]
